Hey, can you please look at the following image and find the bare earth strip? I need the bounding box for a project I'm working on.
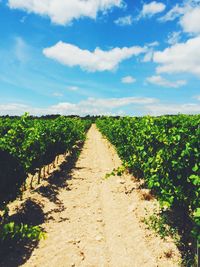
[19,125,181,267]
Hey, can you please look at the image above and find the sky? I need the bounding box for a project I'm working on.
[0,0,200,116]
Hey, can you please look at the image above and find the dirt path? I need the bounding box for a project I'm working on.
[20,125,180,267]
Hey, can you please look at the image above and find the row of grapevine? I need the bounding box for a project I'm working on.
[0,114,91,201]
[96,115,200,242]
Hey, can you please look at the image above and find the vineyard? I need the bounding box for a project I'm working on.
[96,115,200,254]
[0,114,91,203]
[0,114,199,266]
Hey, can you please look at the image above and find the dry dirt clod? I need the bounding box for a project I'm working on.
[117,179,125,184]
[164,248,174,259]
[141,189,154,201]
[97,209,102,214]
[95,235,103,242]
[80,251,85,261]
[128,203,137,213]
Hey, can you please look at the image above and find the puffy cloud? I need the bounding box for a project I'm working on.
[146,75,186,88]
[180,6,200,34]
[159,1,200,34]
[153,36,200,77]
[8,0,123,25]
[43,41,146,72]
[114,15,133,26]
[0,97,157,116]
[121,76,136,84]
[140,1,166,18]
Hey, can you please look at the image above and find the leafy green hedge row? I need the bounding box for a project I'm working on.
[96,115,200,241]
[0,114,91,199]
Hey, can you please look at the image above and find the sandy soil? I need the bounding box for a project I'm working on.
[2,125,181,267]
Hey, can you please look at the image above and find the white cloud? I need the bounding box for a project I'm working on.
[145,103,200,115]
[159,4,185,22]
[8,0,123,25]
[153,36,200,77]
[14,37,30,63]
[1,98,200,116]
[180,6,200,34]
[140,1,166,18]
[47,98,150,115]
[167,31,181,45]
[146,75,187,88]
[67,86,79,91]
[142,51,154,62]
[159,1,200,35]
[121,76,136,84]
[53,92,63,97]
[114,15,133,26]
[0,103,28,115]
[0,97,157,116]
[193,95,200,100]
[78,97,157,108]
[20,16,27,23]
[43,41,146,72]
[142,42,159,62]
[147,41,159,47]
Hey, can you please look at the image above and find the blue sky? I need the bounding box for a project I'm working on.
[0,0,200,116]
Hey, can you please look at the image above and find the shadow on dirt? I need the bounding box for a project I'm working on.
[9,199,46,226]
[0,199,45,267]
[0,239,38,267]
[36,146,83,206]
[161,209,197,266]
[133,175,197,266]
[0,145,84,267]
